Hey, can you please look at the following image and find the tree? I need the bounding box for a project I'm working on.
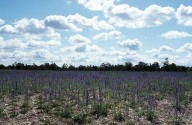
[150,62,160,71]
[162,57,170,71]
[134,62,149,71]
[68,64,76,70]
[124,62,133,71]
[0,64,5,69]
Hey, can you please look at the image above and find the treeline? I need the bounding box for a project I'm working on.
[0,58,192,72]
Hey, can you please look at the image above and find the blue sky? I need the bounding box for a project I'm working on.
[0,0,192,66]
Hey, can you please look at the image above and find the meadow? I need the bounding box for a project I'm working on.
[0,71,192,125]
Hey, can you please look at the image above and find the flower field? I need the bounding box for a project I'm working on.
[0,71,192,125]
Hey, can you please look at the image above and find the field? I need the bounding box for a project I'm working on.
[0,71,192,125]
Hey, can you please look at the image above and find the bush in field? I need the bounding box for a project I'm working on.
[60,104,73,119]
[92,103,110,117]
[73,111,87,124]
[114,111,125,121]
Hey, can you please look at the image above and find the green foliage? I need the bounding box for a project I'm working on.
[127,120,134,125]
[189,95,192,102]
[20,100,30,114]
[145,109,156,122]
[51,100,60,108]
[40,119,58,125]
[172,116,186,125]
[10,98,18,118]
[40,103,50,113]
[37,95,44,109]
[128,99,136,109]
[60,104,73,119]
[114,111,125,121]
[92,103,109,117]
[73,111,87,124]
[0,108,7,119]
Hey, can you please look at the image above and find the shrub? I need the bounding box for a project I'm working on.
[73,112,87,124]
[92,103,109,117]
[114,111,125,121]
[145,109,156,122]
[60,104,73,119]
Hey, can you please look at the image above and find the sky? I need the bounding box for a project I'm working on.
[0,0,192,66]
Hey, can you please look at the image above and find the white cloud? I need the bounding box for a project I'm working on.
[32,49,61,62]
[108,4,175,28]
[0,38,26,51]
[78,1,176,29]
[77,0,116,11]
[178,43,192,52]
[15,18,47,34]
[27,40,61,48]
[0,51,12,59]
[148,45,174,56]
[44,15,82,32]
[12,51,32,60]
[176,4,192,26]
[86,45,102,52]
[0,19,5,25]
[117,39,142,50]
[0,18,61,40]
[0,25,17,34]
[159,45,174,52]
[152,53,159,58]
[61,43,102,53]
[147,48,159,53]
[67,13,114,30]
[0,36,4,44]
[93,30,122,41]
[74,44,102,52]
[74,44,87,52]
[161,30,192,39]
[68,34,91,45]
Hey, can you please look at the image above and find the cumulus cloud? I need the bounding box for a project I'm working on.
[74,44,87,52]
[148,45,174,54]
[65,34,104,53]
[93,30,122,41]
[108,4,175,28]
[0,18,61,40]
[44,14,114,31]
[32,49,61,62]
[159,45,174,52]
[77,0,116,11]
[61,44,102,53]
[67,13,114,30]
[176,4,192,26]
[0,51,12,59]
[12,51,32,60]
[74,44,102,52]
[14,18,47,34]
[86,45,102,52]
[44,15,82,32]
[0,38,26,51]
[0,25,17,34]
[117,39,142,50]
[152,53,159,58]
[178,43,192,52]
[161,30,192,39]
[68,34,91,45]
[78,1,176,29]
[27,40,61,48]
[0,19,5,25]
